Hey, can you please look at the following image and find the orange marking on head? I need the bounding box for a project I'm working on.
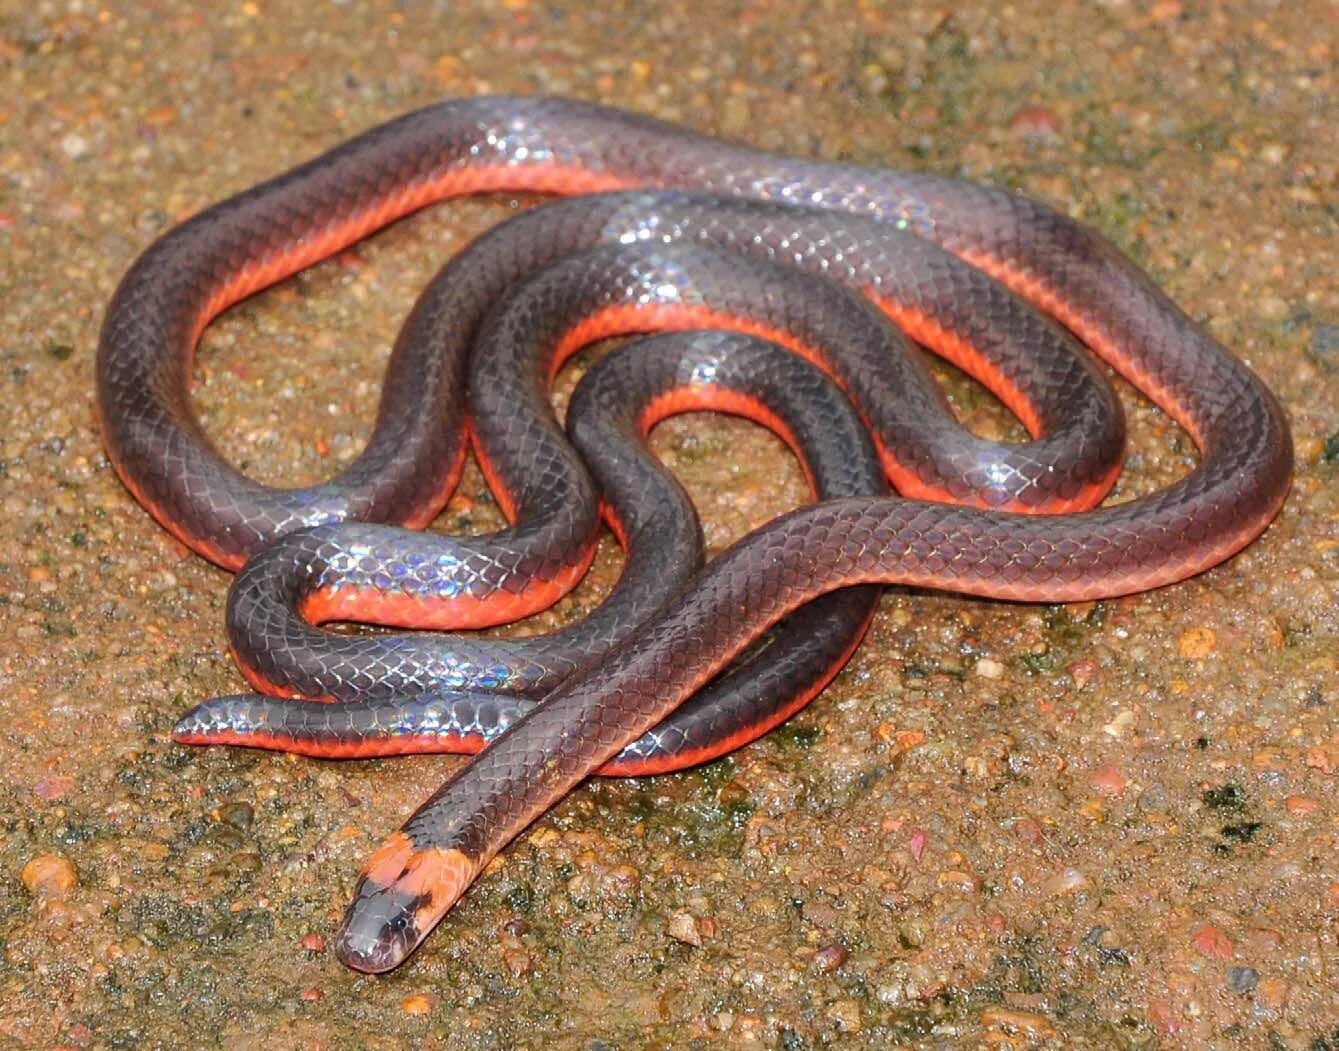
[394,847,476,912]
[360,831,417,888]
[358,838,477,914]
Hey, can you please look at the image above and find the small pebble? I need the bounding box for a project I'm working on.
[813,943,848,972]
[219,801,254,830]
[1226,966,1259,993]
[1042,868,1090,896]
[60,133,90,159]
[875,982,905,1005]
[1243,928,1284,955]
[1137,784,1171,813]
[1177,627,1216,659]
[1259,142,1287,165]
[1012,817,1045,845]
[826,998,861,1032]
[1258,295,1289,322]
[1190,923,1234,960]
[298,988,322,1003]
[877,726,926,754]
[717,779,749,807]
[1310,324,1339,371]
[503,948,533,976]
[1090,763,1129,797]
[974,657,1004,679]
[936,869,981,893]
[1255,976,1290,1010]
[21,853,79,897]
[1103,709,1136,738]
[981,1006,1057,1040]
[400,993,436,1016]
[298,933,326,954]
[1067,659,1097,688]
[1078,798,1106,822]
[33,776,76,801]
[1146,998,1181,1036]
[667,911,703,947]
[733,1014,764,1037]
[1304,745,1334,774]
[1008,105,1062,141]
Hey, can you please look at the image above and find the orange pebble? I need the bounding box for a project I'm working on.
[1090,763,1129,797]
[1190,923,1234,960]
[401,993,437,1016]
[21,853,78,897]
[1177,627,1216,659]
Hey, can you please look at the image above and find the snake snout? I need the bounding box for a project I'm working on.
[335,885,424,974]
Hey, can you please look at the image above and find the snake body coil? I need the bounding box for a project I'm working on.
[96,97,1292,973]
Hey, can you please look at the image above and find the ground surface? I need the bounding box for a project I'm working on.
[0,1,1335,1048]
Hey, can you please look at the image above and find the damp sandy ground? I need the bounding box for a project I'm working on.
[1,1,1334,1048]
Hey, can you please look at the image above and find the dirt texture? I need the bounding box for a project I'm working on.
[0,1,1334,1048]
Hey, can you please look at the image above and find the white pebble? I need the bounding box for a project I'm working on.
[60,133,89,159]
[974,657,1005,679]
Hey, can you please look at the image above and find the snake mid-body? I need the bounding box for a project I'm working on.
[95,96,1292,973]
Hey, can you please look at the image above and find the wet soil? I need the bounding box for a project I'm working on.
[0,1,1334,1048]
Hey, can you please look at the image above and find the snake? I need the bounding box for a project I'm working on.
[171,210,1124,764]
[95,96,1292,973]
[176,323,892,776]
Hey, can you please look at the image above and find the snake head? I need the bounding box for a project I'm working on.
[335,831,476,973]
